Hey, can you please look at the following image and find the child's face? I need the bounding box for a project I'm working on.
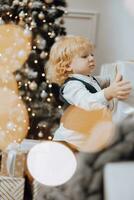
[69,52,96,75]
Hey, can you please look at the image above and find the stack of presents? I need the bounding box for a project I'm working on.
[0,139,44,200]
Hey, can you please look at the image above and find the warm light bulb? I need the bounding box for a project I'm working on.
[47,98,51,102]
[34,60,38,64]
[48,84,52,88]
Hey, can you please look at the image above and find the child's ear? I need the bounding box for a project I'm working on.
[66,66,73,72]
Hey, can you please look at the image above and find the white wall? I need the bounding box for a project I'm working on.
[66,0,134,74]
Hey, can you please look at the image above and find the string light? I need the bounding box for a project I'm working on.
[48,32,51,36]
[28,81,31,84]
[26,96,30,100]
[47,98,51,102]
[58,105,62,109]
[32,113,35,117]
[18,138,21,142]
[29,98,32,102]
[34,60,38,64]
[11,91,15,94]
[33,46,36,49]
[49,93,53,97]
[28,108,31,112]
[48,84,52,88]
[18,96,22,100]
[42,73,45,77]
[48,136,52,140]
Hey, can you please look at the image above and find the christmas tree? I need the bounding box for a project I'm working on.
[0,0,67,140]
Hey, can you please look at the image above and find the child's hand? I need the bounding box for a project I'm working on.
[104,73,132,101]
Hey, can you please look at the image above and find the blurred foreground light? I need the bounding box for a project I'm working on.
[27,141,77,186]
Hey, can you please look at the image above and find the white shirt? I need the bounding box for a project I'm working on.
[53,74,109,151]
[62,74,109,110]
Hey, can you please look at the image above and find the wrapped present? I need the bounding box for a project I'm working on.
[0,139,41,178]
[0,176,25,200]
[0,151,26,177]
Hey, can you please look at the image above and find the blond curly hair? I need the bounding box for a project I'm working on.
[45,35,94,85]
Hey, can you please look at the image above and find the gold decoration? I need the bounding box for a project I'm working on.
[0,88,29,150]
[61,106,114,152]
[0,69,18,94]
[0,24,31,72]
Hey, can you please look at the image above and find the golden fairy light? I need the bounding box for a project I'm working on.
[47,98,51,102]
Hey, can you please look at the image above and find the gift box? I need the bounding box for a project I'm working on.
[0,151,26,177]
[0,139,41,178]
[0,176,25,200]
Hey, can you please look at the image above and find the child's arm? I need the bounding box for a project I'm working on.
[62,74,131,111]
[62,80,109,110]
[95,76,110,89]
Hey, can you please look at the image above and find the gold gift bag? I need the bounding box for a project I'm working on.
[0,176,25,200]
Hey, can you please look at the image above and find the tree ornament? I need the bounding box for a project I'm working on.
[36,35,46,50]
[31,1,42,9]
[38,131,44,137]
[49,31,55,38]
[43,24,48,31]
[23,0,28,5]
[40,90,47,98]
[28,2,33,8]
[31,20,36,28]
[13,0,20,6]
[32,11,38,17]
[15,74,22,81]
[19,11,25,19]
[29,81,38,91]
[60,18,64,25]
[38,12,45,20]
[40,51,48,59]
[45,0,54,4]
